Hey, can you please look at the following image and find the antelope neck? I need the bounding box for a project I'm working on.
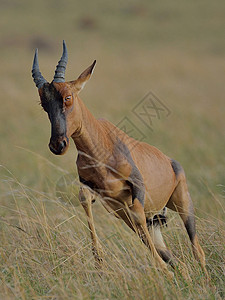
[71,97,110,162]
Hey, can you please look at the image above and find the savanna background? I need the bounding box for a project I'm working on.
[0,0,224,299]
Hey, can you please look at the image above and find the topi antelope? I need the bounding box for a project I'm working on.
[32,41,207,279]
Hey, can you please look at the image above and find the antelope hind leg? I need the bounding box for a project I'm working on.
[167,164,208,278]
[147,209,191,280]
[128,199,174,280]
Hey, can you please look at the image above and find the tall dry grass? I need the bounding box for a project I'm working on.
[0,0,224,299]
[0,165,224,299]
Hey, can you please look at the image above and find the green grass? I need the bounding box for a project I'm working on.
[0,0,224,299]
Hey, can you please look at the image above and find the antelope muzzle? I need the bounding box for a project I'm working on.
[49,136,69,155]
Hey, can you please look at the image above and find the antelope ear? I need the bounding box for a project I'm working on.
[72,60,96,93]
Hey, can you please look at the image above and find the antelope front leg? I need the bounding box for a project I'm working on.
[79,186,103,268]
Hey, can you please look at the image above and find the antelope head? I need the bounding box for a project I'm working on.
[32,41,96,155]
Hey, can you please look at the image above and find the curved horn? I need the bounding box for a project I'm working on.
[53,40,68,83]
[32,49,47,89]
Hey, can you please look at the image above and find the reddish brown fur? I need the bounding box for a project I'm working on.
[36,60,208,280]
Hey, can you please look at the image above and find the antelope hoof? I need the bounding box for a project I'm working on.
[92,247,104,269]
[179,266,192,282]
[167,270,174,281]
[175,261,192,282]
[159,264,174,281]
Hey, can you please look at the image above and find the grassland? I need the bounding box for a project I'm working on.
[0,0,224,299]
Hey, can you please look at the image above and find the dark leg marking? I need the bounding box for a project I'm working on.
[128,165,145,207]
[115,137,145,207]
[146,214,167,228]
[79,176,96,203]
[158,249,176,267]
[171,158,184,178]
[184,215,196,243]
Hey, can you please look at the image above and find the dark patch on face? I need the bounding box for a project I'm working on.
[171,159,184,178]
[41,82,64,114]
[115,138,145,207]
[40,82,68,155]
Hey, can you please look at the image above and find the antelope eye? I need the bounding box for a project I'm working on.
[64,96,72,105]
